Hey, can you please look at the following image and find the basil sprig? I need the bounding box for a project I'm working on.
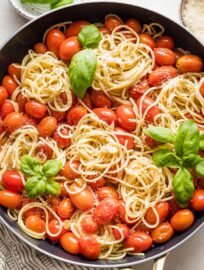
[21,0,73,9]
[144,120,204,208]
[21,155,62,198]
[78,25,102,49]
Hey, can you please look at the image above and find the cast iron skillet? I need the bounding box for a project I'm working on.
[0,2,204,269]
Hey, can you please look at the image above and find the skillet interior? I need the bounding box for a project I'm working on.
[0,2,204,268]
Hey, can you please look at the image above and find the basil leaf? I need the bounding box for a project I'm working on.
[78,25,102,49]
[199,133,204,150]
[51,0,73,9]
[45,180,61,196]
[152,149,182,168]
[25,176,46,198]
[42,160,62,177]
[144,126,174,143]
[21,155,41,177]
[195,160,204,178]
[21,0,58,3]
[182,154,203,168]
[172,168,194,208]
[68,49,97,99]
[174,120,200,158]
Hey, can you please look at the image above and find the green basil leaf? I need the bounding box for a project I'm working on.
[172,168,194,208]
[51,0,73,9]
[152,149,182,168]
[199,133,204,150]
[195,160,204,178]
[68,49,97,99]
[21,155,41,177]
[25,176,46,198]
[21,0,58,3]
[45,180,61,196]
[78,25,102,49]
[174,120,200,158]
[182,154,203,168]
[143,126,174,143]
[42,160,62,177]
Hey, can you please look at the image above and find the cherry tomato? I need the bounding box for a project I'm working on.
[113,223,130,240]
[98,27,110,35]
[34,43,47,54]
[61,160,80,179]
[125,18,142,33]
[90,90,112,108]
[60,232,80,254]
[105,15,122,32]
[97,186,119,201]
[79,236,101,260]
[47,196,60,213]
[199,82,204,97]
[114,127,134,150]
[81,216,99,234]
[0,86,8,106]
[81,92,93,109]
[149,66,178,86]
[145,202,170,225]
[51,110,66,122]
[59,181,69,197]
[151,222,174,244]
[170,209,194,231]
[128,79,150,100]
[191,189,204,211]
[8,63,21,80]
[93,108,117,125]
[154,48,176,66]
[59,36,81,61]
[136,222,152,234]
[66,105,87,125]
[88,177,106,190]
[38,116,57,137]
[46,219,66,243]
[2,170,24,193]
[53,126,71,148]
[0,190,22,208]
[46,29,65,55]
[169,198,181,216]
[93,198,119,225]
[23,203,43,219]
[57,198,75,219]
[36,142,53,160]
[69,183,95,211]
[65,21,90,37]
[22,115,37,126]
[3,112,24,133]
[118,200,128,223]
[25,215,46,233]
[145,135,158,148]
[156,36,175,49]
[176,55,203,73]
[124,232,152,252]
[0,117,4,133]
[2,75,18,96]
[16,93,27,112]
[0,100,15,119]
[25,100,47,119]
[116,105,136,131]
[139,34,156,49]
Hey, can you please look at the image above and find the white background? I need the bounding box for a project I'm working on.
[0,0,204,269]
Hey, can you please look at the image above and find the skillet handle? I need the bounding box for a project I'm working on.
[153,254,169,270]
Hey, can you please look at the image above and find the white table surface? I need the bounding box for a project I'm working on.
[0,0,204,270]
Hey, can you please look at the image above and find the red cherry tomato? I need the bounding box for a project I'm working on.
[61,160,80,179]
[46,29,65,55]
[191,189,204,211]
[151,222,174,244]
[60,232,80,255]
[125,18,142,33]
[93,108,117,125]
[34,43,47,54]
[124,232,152,252]
[22,198,42,219]
[128,79,150,100]
[114,127,134,150]
[156,36,175,50]
[136,222,152,234]
[8,63,21,80]
[154,48,176,66]
[79,236,101,260]
[65,21,90,37]
[36,142,53,160]
[81,92,93,109]
[47,196,60,213]
[57,198,75,219]
[81,216,99,234]
[3,112,24,133]
[113,223,130,240]
[116,105,136,131]
[46,219,66,242]
[90,90,113,108]
[16,93,27,112]
[59,36,81,61]
[139,34,156,49]
[0,190,22,208]
[2,170,24,193]
[0,100,15,119]
[51,110,66,122]
[0,86,8,106]
[38,116,57,137]
[118,200,128,224]
[59,181,69,197]
[93,198,119,225]
[145,135,158,148]
[25,215,46,233]
[53,126,71,149]
[170,209,194,231]
[145,202,170,225]
[149,66,178,86]
[98,27,111,35]
[97,186,119,201]
[66,105,87,126]
[2,75,18,96]
[169,198,181,216]
[176,55,203,73]
[88,177,106,190]
[105,15,122,32]
[22,115,37,126]
[25,100,47,119]
[0,117,3,133]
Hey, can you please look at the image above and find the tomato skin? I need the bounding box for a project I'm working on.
[60,232,80,254]
[128,79,150,100]
[61,160,80,179]
[97,186,119,201]
[116,105,136,131]
[154,48,176,66]
[0,100,15,119]
[98,27,110,35]
[2,75,18,96]
[65,21,90,37]
[93,198,119,225]
[57,198,75,219]
[79,236,101,260]
[0,190,22,208]
[170,209,194,231]
[0,117,4,133]
[8,63,21,80]
[125,18,142,33]
[145,202,170,225]
[16,93,27,112]
[25,215,46,233]
[59,36,81,61]
[58,181,69,197]
[199,82,204,97]
[114,127,134,150]
[136,222,152,234]
[3,112,24,133]
[2,170,24,193]
[139,34,156,49]
[38,116,57,137]
[88,177,106,190]
[91,90,112,108]
[113,223,130,240]
[145,135,158,148]
[46,29,65,55]
[0,86,8,106]
[105,15,122,32]
[22,198,42,219]
[51,110,66,122]
[169,198,181,216]
[22,115,37,126]
[191,189,204,211]
[93,108,117,125]
[156,36,175,50]
[46,219,66,243]
[67,105,87,126]
[53,126,71,148]
[81,216,99,234]
[151,222,174,244]
[176,55,203,73]
[118,200,128,223]
[25,100,47,119]
[124,232,152,252]
[149,66,178,86]
[34,43,47,54]
[36,142,53,159]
